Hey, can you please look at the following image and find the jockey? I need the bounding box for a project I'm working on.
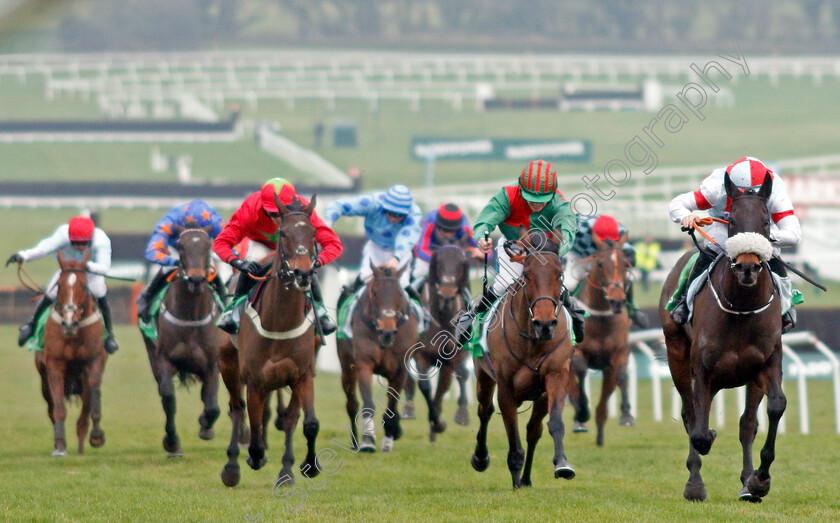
[135,199,229,322]
[212,178,343,335]
[668,156,802,332]
[454,159,582,346]
[410,202,480,293]
[6,216,119,354]
[564,214,649,327]
[326,184,423,305]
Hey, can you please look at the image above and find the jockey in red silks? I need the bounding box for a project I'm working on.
[410,202,480,293]
[212,177,343,335]
[668,156,802,332]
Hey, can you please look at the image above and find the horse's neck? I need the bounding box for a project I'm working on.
[507,286,549,353]
[580,270,611,311]
[168,280,214,319]
[425,282,462,330]
[716,263,775,308]
[257,277,307,329]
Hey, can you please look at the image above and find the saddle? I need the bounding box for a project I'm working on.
[336,284,426,341]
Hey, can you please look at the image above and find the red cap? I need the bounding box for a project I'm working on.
[260,178,296,213]
[592,215,620,241]
[435,202,464,232]
[68,216,95,242]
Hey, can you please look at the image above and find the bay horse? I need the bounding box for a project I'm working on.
[405,241,472,441]
[220,195,321,488]
[659,172,785,502]
[567,231,634,446]
[471,231,576,489]
[35,250,107,456]
[140,222,225,457]
[337,263,418,453]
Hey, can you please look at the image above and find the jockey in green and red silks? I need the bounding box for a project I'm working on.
[454,159,584,346]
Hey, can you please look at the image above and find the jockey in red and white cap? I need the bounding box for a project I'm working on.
[668,157,802,331]
[6,215,119,353]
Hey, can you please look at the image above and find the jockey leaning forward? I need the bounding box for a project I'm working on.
[6,216,119,354]
[453,159,583,347]
[212,178,343,335]
[668,156,802,332]
[135,199,229,322]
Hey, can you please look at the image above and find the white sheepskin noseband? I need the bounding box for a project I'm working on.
[725,232,773,262]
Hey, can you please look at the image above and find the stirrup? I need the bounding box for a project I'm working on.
[319,315,337,336]
[455,312,475,347]
[670,299,689,325]
[18,322,35,347]
[104,336,119,355]
[217,311,238,334]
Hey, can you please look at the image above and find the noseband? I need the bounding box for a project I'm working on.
[359,277,411,336]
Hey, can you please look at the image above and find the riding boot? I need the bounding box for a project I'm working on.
[769,258,797,333]
[217,272,259,334]
[561,286,586,344]
[337,275,363,311]
[309,274,336,336]
[96,297,119,354]
[625,281,649,328]
[135,268,173,323]
[455,288,498,347]
[670,252,713,325]
[18,295,53,347]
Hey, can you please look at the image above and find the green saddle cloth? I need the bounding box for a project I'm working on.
[139,283,227,342]
[665,252,700,312]
[27,305,105,352]
[336,286,424,341]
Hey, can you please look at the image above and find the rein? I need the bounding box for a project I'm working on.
[707,257,776,316]
[16,263,44,296]
[579,246,627,313]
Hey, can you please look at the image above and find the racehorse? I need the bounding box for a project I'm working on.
[337,263,418,453]
[35,250,107,456]
[220,195,321,488]
[471,231,576,488]
[140,222,225,457]
[404,242,472,441]
[659,172,785,502]
[567,231,634,446]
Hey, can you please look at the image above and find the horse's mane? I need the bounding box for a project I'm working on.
[286,197,309,213]
[524,230,560,256]
[183,219,202,229]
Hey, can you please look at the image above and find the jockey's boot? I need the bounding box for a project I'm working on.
[309,274,336,336]
[96,297,119,354]
[210,273,230,307]
[625,281,649,328]
[455,288,498,347]
[337,275,363,311]
[670,252,713,325]
[769,257,798,333]
[18,295,53,347]
[561,286,586,344]
[135,268,173,323]
[217,272,258,334]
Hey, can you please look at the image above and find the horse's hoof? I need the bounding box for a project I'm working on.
[471,453,490,472]
[432,419,447,433]
[619,415,636,427]
[554,461,575,480]
[221,464,240,487]
[521,478,532,487]
[166,449,184,458]
[739,485,762,503]
[454,407,470,426]
[429,431,436,443]
[359,435,376,453]
[683,482,708,502]
[51,449,68,457]
[246,454,267,470]
[199,427,215,440]
[747,473,770,499]
[90,429,105,448]
[381,436,394,453]
[300,459,320,478]
[162,434,180,454]
[401,402,415,419]
[573,421,588,433]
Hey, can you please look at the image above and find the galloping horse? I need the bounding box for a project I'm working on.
[337,263,418,453]
[220,196,321,488]
[406,242,472,441]
[471,231,576,488]
[660,173,785,502]
[567,231,634,446]
[36,250,107,456]
[141,222,225,457]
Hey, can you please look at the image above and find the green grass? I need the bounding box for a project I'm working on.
[1,324,839,521]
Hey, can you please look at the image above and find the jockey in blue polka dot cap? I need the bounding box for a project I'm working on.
[135,199,229,322]
[325,184,423,304]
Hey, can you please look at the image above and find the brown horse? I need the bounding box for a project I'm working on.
[220,195,321,488]
[659,172,785,502]
[471,231,576,488]
[141,222,225,457]
[405,242,472,441]
[337,263,418,453]
[35,250,107,456]
[567,231,634,446]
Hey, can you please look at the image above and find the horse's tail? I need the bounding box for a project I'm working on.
[63,366,85,402]
[177,370,198,388]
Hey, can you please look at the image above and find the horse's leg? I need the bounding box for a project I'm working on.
[198,364,221,440]
[615,348,636,427]
[414,354,444,441]
[402,375,416,420]
[46,358,68,456]
[355,363,378,452]
[454,357,470,426]
[297,372,321,478]
[746,351,786,501]
[496,379,525,489]
[37,355,55,426]
[156,358,181,456]
[738,382,764,502]
[570,353,590,432]
[87,356,106,449]
[520,394,549,487]
[470,362,495,472]
[77,371,91,455]
[275,388,286,431]
[246,384,269,471]
[432,363,454,432]
[688,367,717,456]
[595,366,618,447]
[381,369,405,452]
[261,395,272,450]
[219,342,244,487]
[340,360,360,449]
[278,386,302,485]
[546,366,576,480]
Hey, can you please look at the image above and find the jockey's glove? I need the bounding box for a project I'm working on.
[230,258,262,276]
[313,258,322,269]
[5,253,22,267]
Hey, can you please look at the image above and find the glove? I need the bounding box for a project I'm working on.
[230,258,262,276]
[5,253,22,267]
[313,258,322,269]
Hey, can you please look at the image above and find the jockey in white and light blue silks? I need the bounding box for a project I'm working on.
[326,184,423,292]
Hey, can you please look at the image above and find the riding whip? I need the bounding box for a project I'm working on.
[482,231,490,298]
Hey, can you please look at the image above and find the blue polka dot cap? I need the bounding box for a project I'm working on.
[379,184,413,216]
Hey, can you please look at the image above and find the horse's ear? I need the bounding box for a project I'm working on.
[428,252,439,285]
[370,260,381,278]
[395,263,408,278]
[592,233,606,251]
[758,172,773,200]
[82,249,91,265]
[274,193,289,215]
[504,242,527,264]
[724,172,740,200]
[617,231,629,247]
[173,224,185,237]
[202,224,213,235]
[304,195,317,216]
[57,250,65,266]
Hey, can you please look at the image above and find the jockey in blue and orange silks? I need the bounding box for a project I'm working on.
[135,199,229,323]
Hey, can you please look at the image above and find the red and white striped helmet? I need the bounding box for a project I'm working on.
[726,157,773,189]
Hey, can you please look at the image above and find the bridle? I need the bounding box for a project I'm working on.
[52,268,98,333]
[271,211,317,285]
[581,246,628,304]
[429,245,468,317]
[507,249,563,341]
[174,228,216,291]
[358,276,411,337]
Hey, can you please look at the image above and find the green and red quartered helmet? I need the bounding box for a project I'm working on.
[260,178,297,213]
[518,159,557,203]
